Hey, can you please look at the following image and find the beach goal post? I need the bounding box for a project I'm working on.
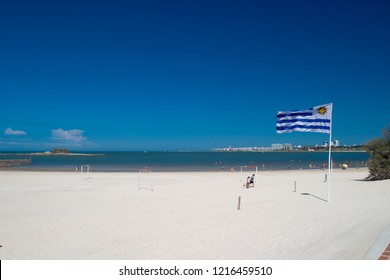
[138,170,153,191]
[80,165,92,180]
[240,165,258,180]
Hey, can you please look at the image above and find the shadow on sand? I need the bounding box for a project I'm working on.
[300,192,328,202]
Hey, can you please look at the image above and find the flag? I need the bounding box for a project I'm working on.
[276,103,332,134]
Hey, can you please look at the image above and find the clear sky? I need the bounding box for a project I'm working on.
[1,0,389,151]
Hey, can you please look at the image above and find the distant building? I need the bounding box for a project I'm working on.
[323,139,339,147]
[271,143,293,151]
[283,143,293,150]
[323,141,329,147]
[271,143,283,150]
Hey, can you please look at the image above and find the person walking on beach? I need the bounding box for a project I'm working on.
[250,174,255,187]
[246,176,250,188]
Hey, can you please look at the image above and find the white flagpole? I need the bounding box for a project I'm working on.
[327,103,333,202]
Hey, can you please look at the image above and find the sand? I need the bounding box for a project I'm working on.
[0,168,389,260]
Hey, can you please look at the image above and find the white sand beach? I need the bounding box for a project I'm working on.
[0,168,389,260]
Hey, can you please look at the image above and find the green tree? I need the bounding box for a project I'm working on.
[365,123,390,180]
[51,148,70,154]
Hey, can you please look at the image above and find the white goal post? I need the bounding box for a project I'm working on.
[80,165,92,180]
[240,165,258,181]
[138,170,153,191]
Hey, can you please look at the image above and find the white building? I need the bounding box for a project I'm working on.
[323,139,340,147]
[271,143,293,151]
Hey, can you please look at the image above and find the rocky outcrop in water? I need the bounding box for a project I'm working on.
[0,159,32,167]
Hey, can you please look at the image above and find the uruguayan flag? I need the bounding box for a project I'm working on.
[276,103,332,134]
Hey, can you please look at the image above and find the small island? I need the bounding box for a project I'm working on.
[0,149,103,167]
[38,148,98,155]
[50,148,70,154]
[33,148,103,156]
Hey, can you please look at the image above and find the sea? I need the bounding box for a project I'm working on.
[0,151,370,172]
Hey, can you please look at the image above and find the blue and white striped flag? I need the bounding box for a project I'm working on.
[276,103,332,134]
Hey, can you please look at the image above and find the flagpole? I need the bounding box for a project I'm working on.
[277,102,333,202]
[327,103,333,202]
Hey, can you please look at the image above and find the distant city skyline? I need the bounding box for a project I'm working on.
[1,0,389,151]
[212,138,361,152]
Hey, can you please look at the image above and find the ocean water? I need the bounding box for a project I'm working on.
[0,151,370,172]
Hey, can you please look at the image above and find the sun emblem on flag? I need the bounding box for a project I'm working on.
[317,106,327,115]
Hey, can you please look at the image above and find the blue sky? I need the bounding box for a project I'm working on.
[1,0,389,151]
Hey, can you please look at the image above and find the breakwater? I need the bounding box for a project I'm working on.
[0,159,32,167]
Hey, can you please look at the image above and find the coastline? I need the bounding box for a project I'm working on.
[0,151,370,172]
[1,168,389,260]
[0,152,104,156]
[0,149,367,155]
[212,149,367,153]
